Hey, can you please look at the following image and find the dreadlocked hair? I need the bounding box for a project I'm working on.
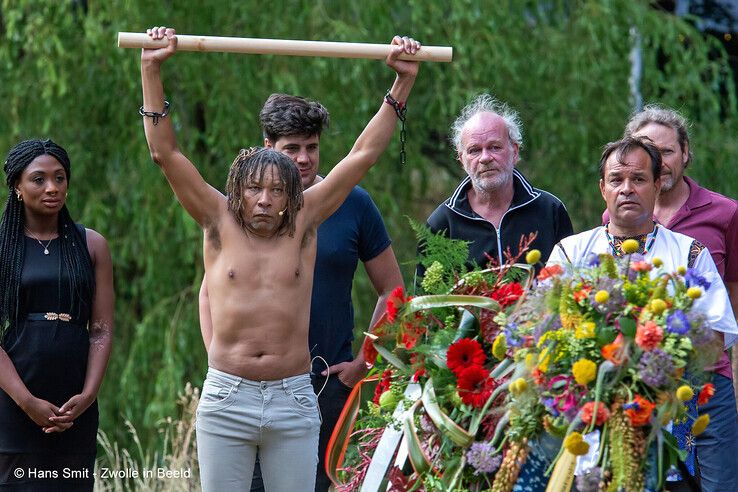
[226,147,303,237]
[0,139,95,340]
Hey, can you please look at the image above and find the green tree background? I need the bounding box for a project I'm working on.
[1,0,736,454]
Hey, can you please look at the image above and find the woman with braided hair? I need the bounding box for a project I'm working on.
[0,139,114,490]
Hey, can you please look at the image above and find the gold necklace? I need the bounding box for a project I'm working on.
[24,228,56,255]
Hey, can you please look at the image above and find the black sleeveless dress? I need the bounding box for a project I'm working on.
[0,226,97,491]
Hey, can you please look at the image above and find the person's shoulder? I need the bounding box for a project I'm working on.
[529,182,568,208]
[559,227,599,246]
[660,225,695,244]
[338,184,373,206]
[427,201,452,229]
[688,177,738,209]
[83,227,108,247]
[514,170,568,209]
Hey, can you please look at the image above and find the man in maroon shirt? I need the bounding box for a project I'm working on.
[604,105,738,491]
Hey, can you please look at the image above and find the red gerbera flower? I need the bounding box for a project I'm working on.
[456,365,495,408]
[386,286,405,323]
[446,338,486,376]
[490,282,524,307]
[698,383,715,406]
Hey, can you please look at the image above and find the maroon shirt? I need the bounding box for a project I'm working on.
[603,176,738,378]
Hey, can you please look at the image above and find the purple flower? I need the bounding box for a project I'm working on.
[466,441,502,475]
[667,310,691,335]
[638,348,674,387]
[687,311,715,345]
[586,253,600,267]
[685,268,711,290]
[504,324,523,347]
[623,400,640,411]
[541,397,560,417]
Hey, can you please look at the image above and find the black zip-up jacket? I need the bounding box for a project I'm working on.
[425,170,573,270]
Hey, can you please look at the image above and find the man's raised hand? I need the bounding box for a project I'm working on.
[141,26,178,65]
[386,35,421,79]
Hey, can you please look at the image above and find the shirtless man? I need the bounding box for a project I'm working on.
[140,26,419,491]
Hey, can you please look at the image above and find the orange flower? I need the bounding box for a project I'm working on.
[624,395,656,426]
[698,383,715,406]
[538,264,563,281]
[581,401,610,426]
[602,333,626,365]
[631,261,653,272]
[635,321,663,351]
[532,367,546,385]
[573,286,593,303]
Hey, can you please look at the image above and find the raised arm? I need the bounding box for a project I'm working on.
[141,26,224,226]
[304,36,420,224]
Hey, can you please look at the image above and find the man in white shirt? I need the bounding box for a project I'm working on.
[548,135,737,342]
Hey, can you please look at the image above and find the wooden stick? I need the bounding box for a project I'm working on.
[117,32,453,63]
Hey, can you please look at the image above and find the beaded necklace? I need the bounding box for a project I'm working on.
[604,222,659,257]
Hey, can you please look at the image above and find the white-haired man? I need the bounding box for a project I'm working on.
[423,94,572,272]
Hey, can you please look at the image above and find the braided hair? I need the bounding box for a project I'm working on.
[226,147,303,237]
[0,139,95,339]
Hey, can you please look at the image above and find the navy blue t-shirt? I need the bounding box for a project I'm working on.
[309,185,391,373]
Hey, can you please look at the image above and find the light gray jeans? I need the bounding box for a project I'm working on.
[196,367,320,491]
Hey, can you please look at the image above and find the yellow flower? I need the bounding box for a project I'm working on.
[622,239,640,254]
[526,249,542,265]
[653,257,663,267]
[594,290,609,304]
[492,335,507,360]
[575,322,596,339]
[525,353,535,368]
[677,266,687,275]
[564,432,590,456]
[692,414,710,436]
[572,359,597,386]
[676,385,694,402]
[515,378,527,392]
[650,299,667,315]
[510,378,528,395]
[687,287,702,299]
[538,347,551,373]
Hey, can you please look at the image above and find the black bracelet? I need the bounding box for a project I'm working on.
[384,91,406,122]
[384,90,408,166]
[139,100,170,126]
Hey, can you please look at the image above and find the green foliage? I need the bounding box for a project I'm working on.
[1,0,736,457]
[412,217,470,293]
